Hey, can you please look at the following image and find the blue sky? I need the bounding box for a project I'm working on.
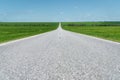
[0,0,120,22]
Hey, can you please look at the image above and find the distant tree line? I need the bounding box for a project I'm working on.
[0,23,50,27]
[65,23,120,27]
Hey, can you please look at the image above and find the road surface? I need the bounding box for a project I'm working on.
[0,23,120,80]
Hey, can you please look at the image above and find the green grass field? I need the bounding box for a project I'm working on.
[62,22,120,42]
[0,22,58,43]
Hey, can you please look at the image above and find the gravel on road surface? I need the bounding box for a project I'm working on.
[0,24,120,80]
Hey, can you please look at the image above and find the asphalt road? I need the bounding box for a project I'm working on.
[0,23,120,80]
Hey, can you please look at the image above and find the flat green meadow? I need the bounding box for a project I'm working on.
[0,22,58,43]
[62,22,120,42]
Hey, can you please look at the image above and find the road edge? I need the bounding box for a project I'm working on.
[63,29,120,45]
[0,30,56,46]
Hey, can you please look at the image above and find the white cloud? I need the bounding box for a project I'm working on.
[74,6,79,9]
[60,12,64,15]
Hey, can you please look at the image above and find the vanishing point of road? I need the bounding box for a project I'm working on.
[0,23,120,80]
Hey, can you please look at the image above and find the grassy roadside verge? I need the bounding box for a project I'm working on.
[0,22,58,43]
[62,22,120,42]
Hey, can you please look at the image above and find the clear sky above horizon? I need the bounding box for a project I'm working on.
[0,0,120,22]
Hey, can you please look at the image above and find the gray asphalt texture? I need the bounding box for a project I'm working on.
[0,24,120,80]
